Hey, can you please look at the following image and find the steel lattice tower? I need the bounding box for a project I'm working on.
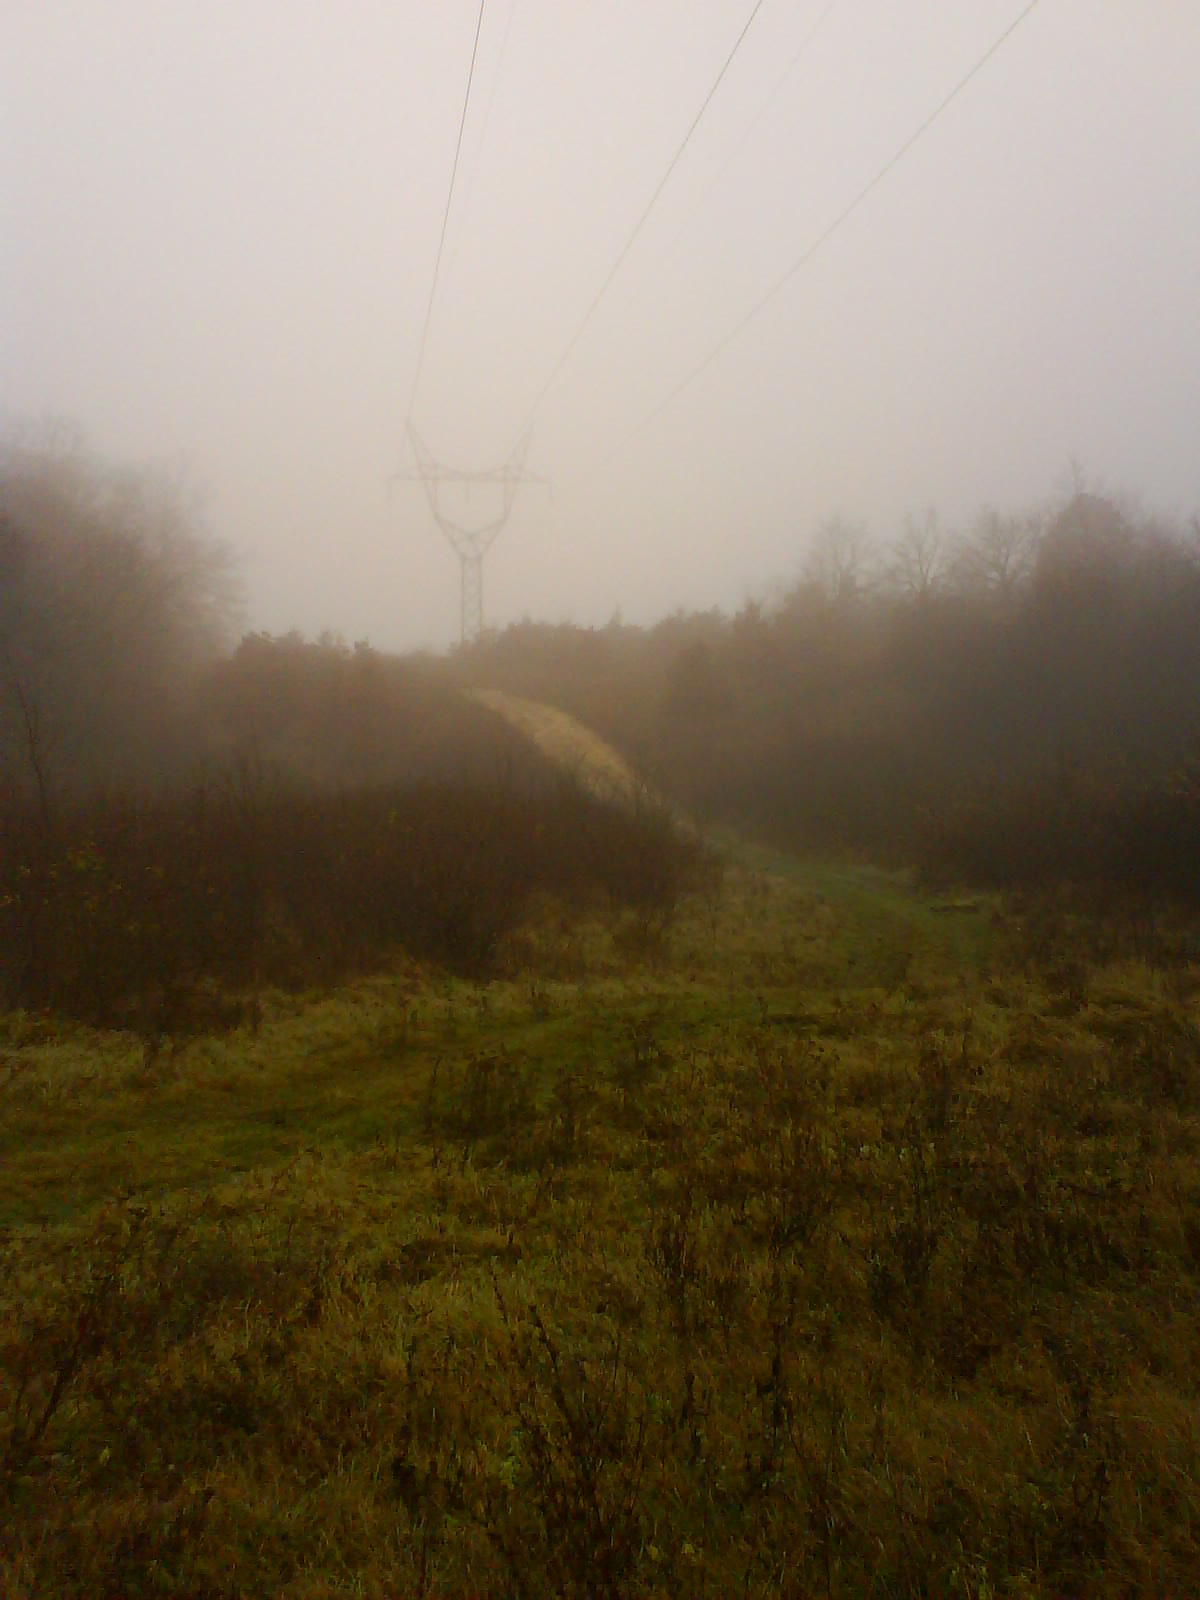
[397,423,540,644]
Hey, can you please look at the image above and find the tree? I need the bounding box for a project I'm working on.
[663,638,728,719]
[804,514,873,602]
[0,422,240,786]
[889,507,945,599]
[951,507,1038,597]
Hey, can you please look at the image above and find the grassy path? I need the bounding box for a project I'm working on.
[476,685,995,982]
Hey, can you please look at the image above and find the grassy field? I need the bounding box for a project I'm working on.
[2,812,1199,1595]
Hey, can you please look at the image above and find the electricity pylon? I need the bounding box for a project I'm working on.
[396,423,543,644]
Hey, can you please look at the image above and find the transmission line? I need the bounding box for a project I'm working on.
[627,0,842,320]
[513,0,769,444]
[467,0,519,206]
[593,0,1042,469]
[406,0,488,425]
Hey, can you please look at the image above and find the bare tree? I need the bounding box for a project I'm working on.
[889,507,945,599]
[805,514,873,602]
[951,506,1038,597]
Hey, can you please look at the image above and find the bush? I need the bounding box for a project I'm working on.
[0,770,702,1031]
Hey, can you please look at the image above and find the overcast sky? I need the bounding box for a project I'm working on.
[4,1,1199,648]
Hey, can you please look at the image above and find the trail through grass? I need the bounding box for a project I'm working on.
[481,689,994,984]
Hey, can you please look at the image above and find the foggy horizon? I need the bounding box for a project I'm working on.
[5,1,1199,651]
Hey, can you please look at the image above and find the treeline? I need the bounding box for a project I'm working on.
[455,487,1200,905]
[7,418,1197,928]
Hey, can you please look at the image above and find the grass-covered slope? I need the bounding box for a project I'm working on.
[2,841,1198,1598]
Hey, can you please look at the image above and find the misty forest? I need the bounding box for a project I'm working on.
[3,4,1200,1598]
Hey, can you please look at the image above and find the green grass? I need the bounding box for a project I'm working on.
[1,848,957,1226]
[714,827,996,983]
[2,845,1199,1597]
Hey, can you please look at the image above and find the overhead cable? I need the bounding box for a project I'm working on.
[406,0,488,425]
[513,0,769,444]
[630,0,842,316]
[588,0,1042,473]
[468,0,519,202]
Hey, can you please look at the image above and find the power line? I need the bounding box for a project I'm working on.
[468,0,519,203]
[406,0,488,425]
[624,0,842,323]
[586,0,1042,474]
[435,0,518,333]
[513,0,769,444]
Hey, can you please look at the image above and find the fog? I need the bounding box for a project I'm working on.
[4,1,1198,649]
